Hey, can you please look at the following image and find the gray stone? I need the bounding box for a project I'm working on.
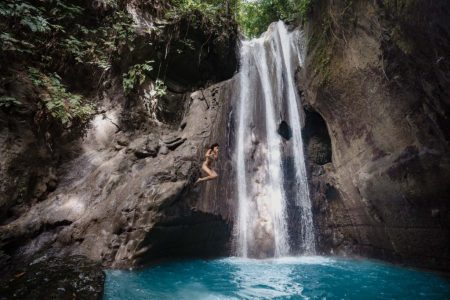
[158,145,169,155]
[162,134,181,144]
[116,136,129,147]
[0,78,236,272]
[146,139,160,154]
[166,138,186,150]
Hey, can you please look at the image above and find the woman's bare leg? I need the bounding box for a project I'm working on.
[195,164,218,184]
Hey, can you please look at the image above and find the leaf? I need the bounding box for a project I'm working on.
[0,96,22,108]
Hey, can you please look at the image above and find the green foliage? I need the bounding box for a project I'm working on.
[142,79,167,118]
[60,9,136,71]
[0,2,50,32]
[237,0,312,37]
[169,0,221,16]
[153,79,167,98]
[0,32,35,53]
[0,0,142,133]
[237,1,276,38]
[166,0,238,41]
[0,0,82,54]
[169,0,238,18]
[27,68,94,125]
[0,96,21,109]
[167,0,312,38]
[27,67,44,86]
[0,0,136,71]
[297,0,313,18]
[122,61,154,95]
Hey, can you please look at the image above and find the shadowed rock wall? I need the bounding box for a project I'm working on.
[300,0,450,271]
[0,3,238,272]
[0,77,237,270]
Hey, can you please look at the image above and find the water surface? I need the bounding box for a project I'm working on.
[104,256,450,299]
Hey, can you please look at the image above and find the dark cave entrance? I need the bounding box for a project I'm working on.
[302,110,332,165]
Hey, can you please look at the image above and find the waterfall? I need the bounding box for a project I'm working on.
[235,21,315,258]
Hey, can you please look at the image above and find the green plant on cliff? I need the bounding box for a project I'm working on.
[142,79,167,119]
[0,0,140,134]
[0,2,50,33]
[169,0,239,17]
[165,0,239,46]
[122,61,154,95]
[27,68,94,126]
[237,0,312,37]
[170,0,220,16]
[0,96,22,109]
[153,79,167,98]
[167,0,312,38]
[0,0,136,68]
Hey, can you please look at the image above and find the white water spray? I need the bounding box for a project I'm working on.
[235,21,315,257]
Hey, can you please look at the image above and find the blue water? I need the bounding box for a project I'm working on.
[104,256,450,299]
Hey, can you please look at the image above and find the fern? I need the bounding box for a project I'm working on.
[27,68,94,125]
[0,96,21,109]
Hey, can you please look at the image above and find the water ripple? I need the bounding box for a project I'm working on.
[105,257,450,300]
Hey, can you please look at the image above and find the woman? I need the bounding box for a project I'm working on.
[195,143,219,184]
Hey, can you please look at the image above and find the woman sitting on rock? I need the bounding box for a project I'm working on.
[195,143,219,184]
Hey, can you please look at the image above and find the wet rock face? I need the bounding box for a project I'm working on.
[0,255,104,300]
[301,0,450,271]
[0,1,239,276]
[0,77,236,272]
[0,121,62,226]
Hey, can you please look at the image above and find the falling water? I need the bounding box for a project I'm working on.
[235,21,315,257]
[276,22,316,253]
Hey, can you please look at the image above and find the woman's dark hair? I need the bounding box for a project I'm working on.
[210,143,219,150]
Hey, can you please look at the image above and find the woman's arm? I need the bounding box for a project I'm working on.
[205,149,212,159]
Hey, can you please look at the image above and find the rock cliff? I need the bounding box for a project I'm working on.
[300,0,450,271]
[1,1,449,298]
[0,78,236,268]
[0,2,238,296]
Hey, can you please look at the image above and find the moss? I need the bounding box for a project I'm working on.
[307,0,359,85]
[312,41,331,84]
[309,16,333,84]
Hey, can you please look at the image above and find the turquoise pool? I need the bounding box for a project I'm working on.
[104,256,450,299]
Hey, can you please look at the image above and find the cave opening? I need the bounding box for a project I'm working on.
[302,110,332,165]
